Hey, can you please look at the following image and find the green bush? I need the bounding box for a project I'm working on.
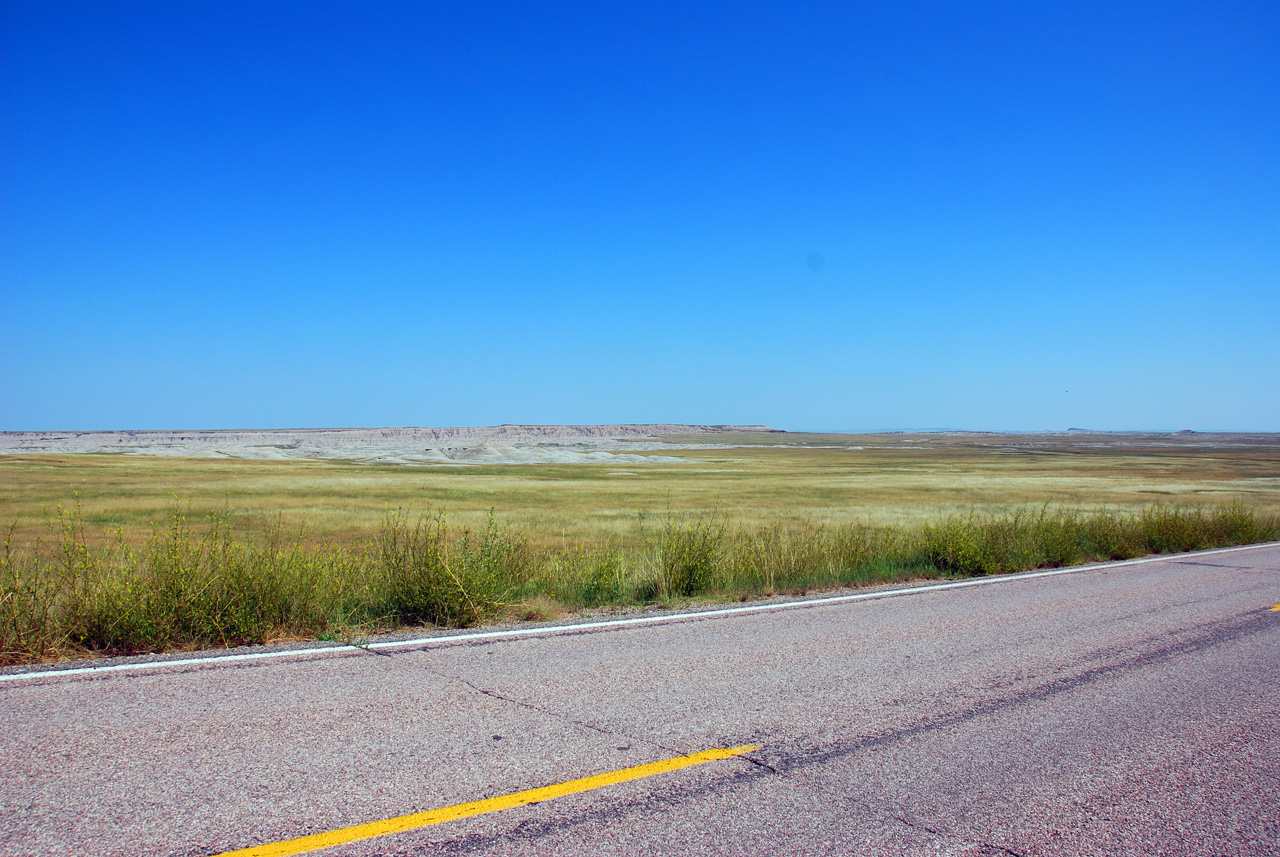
[660,517,724,596]
[377,508,521,628]
[553,546,629,607]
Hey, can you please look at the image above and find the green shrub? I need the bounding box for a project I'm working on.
[377,508,521,628]
[660,517,724,596]
[921,515,989,575]
[553,546,629,607]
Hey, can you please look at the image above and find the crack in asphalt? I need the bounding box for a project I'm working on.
[424,667,691,759]
[735,752,777,774]
[994,602,1275,694]
[1173,560,1260,570]
[361,604,1275,854]
[775,606,1275,777]
[868,801,1026,857]
[384,764,775,856]
[823,784,1029,857]
[381,760,1023,857]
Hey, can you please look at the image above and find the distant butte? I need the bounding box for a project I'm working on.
[0,424,780,465]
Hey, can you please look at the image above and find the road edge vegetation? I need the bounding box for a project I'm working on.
[3,501,1276,664]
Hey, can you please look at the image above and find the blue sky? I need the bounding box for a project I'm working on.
[2,2,1277,431]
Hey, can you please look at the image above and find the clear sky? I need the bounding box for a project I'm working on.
[2,2,1277,432]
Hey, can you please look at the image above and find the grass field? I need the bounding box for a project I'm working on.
[3,431,1278,547]
[3,430,1278,664]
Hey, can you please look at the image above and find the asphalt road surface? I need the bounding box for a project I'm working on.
[4,545,1279,856]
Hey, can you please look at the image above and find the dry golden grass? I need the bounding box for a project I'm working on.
[2,431,1277,549]
[4,431,1278,663]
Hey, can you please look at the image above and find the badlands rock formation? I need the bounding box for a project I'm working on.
[0,425,779,465]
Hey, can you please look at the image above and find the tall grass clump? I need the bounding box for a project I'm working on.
[533,545,632,608]
[659,516,724,596]
[718,521,919,594]
[921,503,1276,576]
[0,501,375,662]
[1,499,1276,665]
[0,502,532,665]
[376,508,533,628]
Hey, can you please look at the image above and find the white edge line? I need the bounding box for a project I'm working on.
[4,540,1277,684]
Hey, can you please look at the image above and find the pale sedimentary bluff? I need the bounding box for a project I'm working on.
[0,424,778,465]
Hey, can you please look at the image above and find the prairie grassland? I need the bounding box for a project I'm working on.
[2,431,1277,548]
[3,498,1275,665]
[3,431,1278,664]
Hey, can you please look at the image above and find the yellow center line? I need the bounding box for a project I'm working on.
[216,744,762,857]
[1270,604,1280,612]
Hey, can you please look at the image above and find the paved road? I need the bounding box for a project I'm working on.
[4,545,1279,856]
